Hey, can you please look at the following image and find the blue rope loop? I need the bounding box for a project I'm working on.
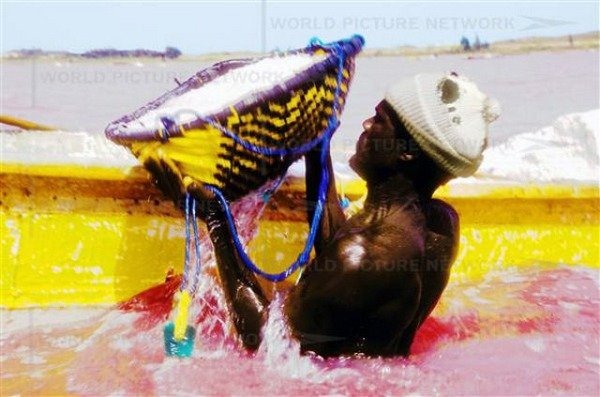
[172,113,336,158]
[180,194,192,292]
[180,37,348,283]
[181,193,202,294]
[190,195,202,295]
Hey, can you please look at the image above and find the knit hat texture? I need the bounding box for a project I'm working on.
[384,73,500,177]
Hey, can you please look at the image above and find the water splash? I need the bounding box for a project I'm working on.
[257,294,324,381]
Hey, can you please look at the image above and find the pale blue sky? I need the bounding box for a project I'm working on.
[1,1,598,54]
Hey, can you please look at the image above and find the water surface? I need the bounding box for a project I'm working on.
[2,265,598,395]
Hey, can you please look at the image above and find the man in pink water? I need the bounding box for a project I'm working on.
[194,73,500,357]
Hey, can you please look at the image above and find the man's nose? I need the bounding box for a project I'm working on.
[362,118,374,131]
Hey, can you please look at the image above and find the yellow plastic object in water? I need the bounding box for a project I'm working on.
[173,290,192,341]
[163,289,197,357]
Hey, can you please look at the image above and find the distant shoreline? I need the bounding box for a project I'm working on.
[361,31,599,57]
[3,31,598,62]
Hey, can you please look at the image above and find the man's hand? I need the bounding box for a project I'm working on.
[185,179,216,201]
[184,179,223,223]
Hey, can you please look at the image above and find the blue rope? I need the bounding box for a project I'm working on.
[178,37,347,284]
[180,194,192,292]
[164,110,337,157]
[201,38,346,282]
[204,117,336,157]
[190,195,202,295]
[180,193,202,294]
[204,138,329,282]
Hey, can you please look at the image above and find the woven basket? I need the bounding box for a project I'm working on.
[105,36,364,202]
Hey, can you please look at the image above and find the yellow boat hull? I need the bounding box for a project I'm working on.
[1,133,598,308]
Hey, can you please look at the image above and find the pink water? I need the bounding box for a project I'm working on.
[2,265,598,395]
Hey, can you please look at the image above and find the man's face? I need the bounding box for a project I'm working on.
[349,100,418,179]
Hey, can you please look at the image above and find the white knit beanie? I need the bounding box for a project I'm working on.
[384,73,500,177]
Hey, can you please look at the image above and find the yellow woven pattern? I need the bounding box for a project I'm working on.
[132,71,350,201]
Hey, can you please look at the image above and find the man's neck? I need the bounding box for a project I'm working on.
[364,173,422,210]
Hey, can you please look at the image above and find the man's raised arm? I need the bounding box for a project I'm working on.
[304,142,346,256]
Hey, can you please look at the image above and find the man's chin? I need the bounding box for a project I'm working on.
[349,155,365,179]
[349,154,358,171]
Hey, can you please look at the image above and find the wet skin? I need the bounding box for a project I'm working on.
[199,100,460,357]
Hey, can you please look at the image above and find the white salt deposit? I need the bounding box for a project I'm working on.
[475,109,599,183]
[0,130,138,168]
[133,53,326,130]
[2,109,597,185]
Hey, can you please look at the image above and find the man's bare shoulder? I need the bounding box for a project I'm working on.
[425,198,459,238]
